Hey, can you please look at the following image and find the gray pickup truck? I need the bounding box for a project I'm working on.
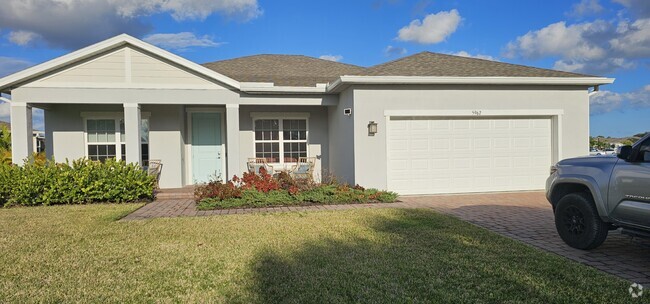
[546,133,650,249]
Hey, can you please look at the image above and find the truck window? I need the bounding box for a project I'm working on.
[638,138,650,162]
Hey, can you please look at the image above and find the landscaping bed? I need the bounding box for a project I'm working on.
[195,169,398,210]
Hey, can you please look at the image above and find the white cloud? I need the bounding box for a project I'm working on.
[610,18,650,57]
[0,0,261,49]
[569,0,603,17]
[590,90,625,115]
[319,55,343,62]
[505,21,610,61]
[384,45,407,56]
[0,56,32,77]
[624,84,650,108]
[114,0,262,21]
[450,51,498,61]
[553,57,634,74]
[8,30,41,46]
[504,16,650,74]
[143,32,222,51]
[397,9,461,44]
[589,85,650,115]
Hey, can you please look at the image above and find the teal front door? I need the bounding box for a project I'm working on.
[192,112,223,183]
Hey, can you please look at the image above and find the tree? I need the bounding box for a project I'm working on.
[589,136,608,150]
[0,125,10,151]
[621,139,634,146]
[0,125,11,164]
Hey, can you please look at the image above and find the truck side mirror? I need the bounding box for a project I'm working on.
[617,145,633,161]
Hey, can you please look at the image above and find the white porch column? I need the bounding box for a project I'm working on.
[123,103,142,165]
[10,102,33,164]
[226,104,240,179]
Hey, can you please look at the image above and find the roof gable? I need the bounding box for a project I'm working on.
[0,34,240,93]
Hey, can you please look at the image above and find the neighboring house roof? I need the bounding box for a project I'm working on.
[202,55,367,87]
[358,52,593,78]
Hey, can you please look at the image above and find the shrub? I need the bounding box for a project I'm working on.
[0,158,155,207]
[194,180,241,202]
[236,168,280,193]
[196,170,399,210]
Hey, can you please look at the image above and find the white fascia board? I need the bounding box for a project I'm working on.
[0,34,240,92]
[327,75,615,92]
[240,83,328,94]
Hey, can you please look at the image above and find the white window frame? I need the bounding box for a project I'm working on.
[250,112,310,167]
[81,112,150,161]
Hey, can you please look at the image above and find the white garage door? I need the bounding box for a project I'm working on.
[387,117,552,195]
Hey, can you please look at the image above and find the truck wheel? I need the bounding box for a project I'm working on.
[554,192,608,250]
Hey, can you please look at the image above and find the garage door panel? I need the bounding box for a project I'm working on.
[453,138,471,150]
[473,158,491,168]
[453,120,471,129]
[388,116,552,195]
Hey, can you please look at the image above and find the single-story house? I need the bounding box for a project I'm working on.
[0,34,613,195]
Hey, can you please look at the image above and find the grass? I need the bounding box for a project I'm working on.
[0,204,637,303]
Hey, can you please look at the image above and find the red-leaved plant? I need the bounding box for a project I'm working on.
[194,180,241,202]
[237,167,280,193]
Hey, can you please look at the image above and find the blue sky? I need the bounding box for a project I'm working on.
[0,0,648,137]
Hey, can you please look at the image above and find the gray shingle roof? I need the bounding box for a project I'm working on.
[202,52,596,87]
[202,55,366,87]
[358,52,593,78]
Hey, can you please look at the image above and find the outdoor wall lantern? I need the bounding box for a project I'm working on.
[368,121,378,136]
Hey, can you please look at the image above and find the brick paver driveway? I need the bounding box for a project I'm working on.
[401,192,650,285]
[123,191,649,284]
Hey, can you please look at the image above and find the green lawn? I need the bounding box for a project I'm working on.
[0,204,635,303]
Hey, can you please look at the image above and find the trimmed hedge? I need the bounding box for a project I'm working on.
[0,158,155,207]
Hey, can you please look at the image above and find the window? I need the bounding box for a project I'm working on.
[86,117,148,163]
[282,119,307,162]
[637,137,650,162]
[254,118,307,164]
[87,119,117,162]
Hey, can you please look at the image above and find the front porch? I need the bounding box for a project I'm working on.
[11,102,329,189]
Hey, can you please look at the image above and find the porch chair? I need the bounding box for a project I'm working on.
[289,157,315,180]
[247,158,275,175]
[146,159,163,188]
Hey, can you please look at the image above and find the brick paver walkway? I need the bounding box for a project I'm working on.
[122,191,650,284]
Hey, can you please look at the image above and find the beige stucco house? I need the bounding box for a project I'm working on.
[0,34,613,194]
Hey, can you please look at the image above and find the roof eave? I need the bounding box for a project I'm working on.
[326,76,615,92]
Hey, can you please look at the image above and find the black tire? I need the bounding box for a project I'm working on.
[554,192,608,250]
